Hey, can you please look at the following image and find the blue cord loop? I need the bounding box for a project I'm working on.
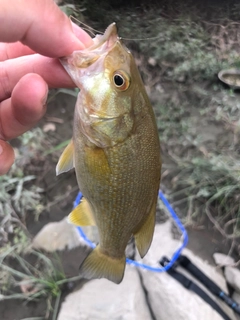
[74,190,188,272]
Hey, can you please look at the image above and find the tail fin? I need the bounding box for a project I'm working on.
[79,245,126,284]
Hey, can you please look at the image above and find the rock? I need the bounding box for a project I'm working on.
[43,122,56,132]
[80,226,99,244]
[232,292,240,320]
[155,84,164,94]
[57,265,152,320]
[213,253,235,267]
[32,218,83,252]
[225,267,240,293]
[233,291,240,305]
[136,220,236,320]
[125,238,135,259]
[148,57,157,67]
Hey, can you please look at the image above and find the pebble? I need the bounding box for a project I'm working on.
[224,267,240,293]
[213,253,235,267]
[32,218,83,252]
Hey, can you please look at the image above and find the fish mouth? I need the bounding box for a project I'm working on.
[87,23,118,52]
[60,23,118,70]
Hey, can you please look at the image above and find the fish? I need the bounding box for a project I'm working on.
[56,23,161,284]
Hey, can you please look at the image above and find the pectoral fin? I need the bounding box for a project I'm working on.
[56,139,74,176]
[134,199,157,258]
[68,198,95,226]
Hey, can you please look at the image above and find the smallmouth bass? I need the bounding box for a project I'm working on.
[56,23,161,284]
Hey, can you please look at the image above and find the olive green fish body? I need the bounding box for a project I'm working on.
[56,23,161,283]
[74,104,160,258]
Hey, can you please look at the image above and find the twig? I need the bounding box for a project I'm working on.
[8,204,32,239]
[46,185,79,210]
[227,237,236,258]
[224,218,237,230]
[205,204,238,240]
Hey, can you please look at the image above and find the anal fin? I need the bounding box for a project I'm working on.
[134,199,157,258]
[68,198,95,226]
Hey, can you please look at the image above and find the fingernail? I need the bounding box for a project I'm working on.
[0,144,3,156]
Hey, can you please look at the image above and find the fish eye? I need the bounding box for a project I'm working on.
[113,70,130,91]
[114,74,124,86]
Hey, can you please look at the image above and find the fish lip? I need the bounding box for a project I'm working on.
[86,22,118,52]
[59,23,119,73]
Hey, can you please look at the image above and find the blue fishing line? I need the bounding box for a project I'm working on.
[74,190,188,272]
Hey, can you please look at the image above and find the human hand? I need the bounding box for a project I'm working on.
[0,0,93,175]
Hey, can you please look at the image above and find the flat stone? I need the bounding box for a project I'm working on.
[213,253,235,267]
[233,291,240,305]
[225,267,240,293]
[32,218,83,252]
[136,220,236,320]
[232,292,240,320]
[57,265,152,320]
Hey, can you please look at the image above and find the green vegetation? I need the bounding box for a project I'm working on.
[166,154,240,235]
[0,106,80,318]
[0,248,82,320]
[0,128,45,252]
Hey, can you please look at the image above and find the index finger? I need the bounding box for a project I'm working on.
[0,0,93,57]
[0,42,34,61]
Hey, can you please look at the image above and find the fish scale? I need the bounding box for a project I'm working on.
[56,23,161,284]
